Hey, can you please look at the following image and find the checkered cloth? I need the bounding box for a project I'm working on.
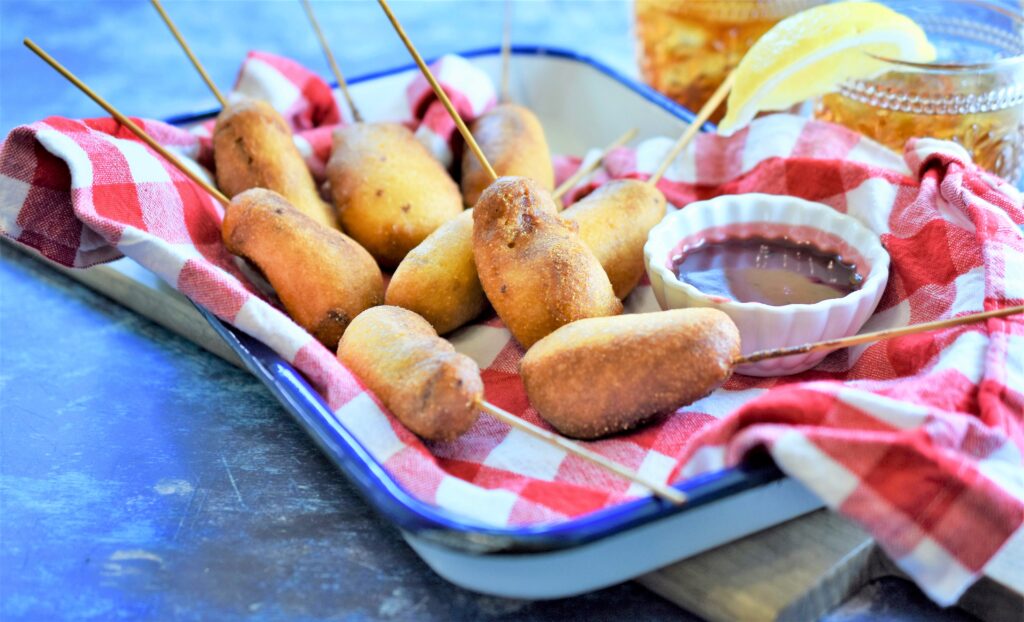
[2,52,1022,606]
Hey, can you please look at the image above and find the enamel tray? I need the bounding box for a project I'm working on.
[166,46,824,599]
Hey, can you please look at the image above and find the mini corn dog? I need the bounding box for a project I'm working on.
[222,188,384,348]
[153,4,337,230]
[520,309,740,439]
[384,209,483,335]
[562,179,667,299]
[461,104,554,206]
[327,122,463,269]
[473,176,621,348]
[214,99,338,229]
[338,306,482,441]
[387,132,645,334]
[336,302,685,502]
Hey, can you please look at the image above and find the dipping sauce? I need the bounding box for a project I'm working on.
[672,236,862,306]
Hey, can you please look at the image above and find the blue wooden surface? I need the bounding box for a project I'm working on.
[0,1,986,620]
[0,243,698,620]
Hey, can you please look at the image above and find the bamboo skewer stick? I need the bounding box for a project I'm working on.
[552,128,637,200]
[300,0,364,123]
[476,400,687,504]
[377,0,498,183]
[150,0,227,108]
[647,70,735,187]
[500,0,512,104]
[26,37,685,505]
[735,305,1024,365]
[24,39,229,207]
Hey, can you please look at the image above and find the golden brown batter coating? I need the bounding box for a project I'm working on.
[222,188,384,349]
[214,98,337,230]
[520,309,740,439]
[563,179,667,299]
[461,104,554,207]
[327,122,462,269]
[337,306,482,442]
[385,209,485,334]
[473,176,622,348]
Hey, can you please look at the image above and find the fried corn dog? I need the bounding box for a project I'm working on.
[461,104,554,207]
[338,306,482,441]
[388,175,653,337]
[386,177,663,334]
[562,179,667,299]
[473,176,621,348]
[328,122,462,269]
[520,309,740,439]
[214,99,337,229]
[384,209,484,334]
[222,188,384,348]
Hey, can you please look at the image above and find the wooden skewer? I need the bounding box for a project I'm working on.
[377,0,499,182]
[150,0,227,108]
[553,128,638,200]
[300,0,364,123]
[24,38,229,207]
[28,37,682,505]
[647,70,735,187]
[477,400,686,505]
[500,0,512,104]
[735,305,1024,365]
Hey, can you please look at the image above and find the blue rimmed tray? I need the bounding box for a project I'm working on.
[58,46,825,598]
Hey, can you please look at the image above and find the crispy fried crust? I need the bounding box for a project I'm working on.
[563,179,667,299]
[385,209,486,334]
[520,309,740,439]
[461,104,554,207]
[327,122,462,269]
[222,189,383,348]
[214,99,337,229]
[385,180,667,334]
[337,306,482,442]
[473,177,622,348]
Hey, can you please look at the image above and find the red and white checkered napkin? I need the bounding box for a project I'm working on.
[1,52,1022,606]
[187,51,495,177]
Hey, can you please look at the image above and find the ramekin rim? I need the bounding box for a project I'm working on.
[643,193,891,316]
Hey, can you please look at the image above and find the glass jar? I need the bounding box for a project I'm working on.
[814,0,1024,184]
[635,0,823,122]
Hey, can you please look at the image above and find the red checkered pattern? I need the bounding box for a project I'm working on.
[406,54,496,167]
[189,52,493,179]
[2,53,1022,606]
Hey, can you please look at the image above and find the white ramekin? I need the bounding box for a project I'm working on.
[644,193,890,377]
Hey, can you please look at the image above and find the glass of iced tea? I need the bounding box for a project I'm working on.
[635,0,824,123]
[815,1,1024,184]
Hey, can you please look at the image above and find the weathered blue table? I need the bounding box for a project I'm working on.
[0,1,980,620]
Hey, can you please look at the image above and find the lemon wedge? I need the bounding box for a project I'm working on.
[717,1,936,136]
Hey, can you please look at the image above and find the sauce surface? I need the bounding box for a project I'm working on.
[672,236,862,306]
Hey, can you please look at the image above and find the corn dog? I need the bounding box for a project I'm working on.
[520,309,740,439]
[222,188,384,348]
[473,176,621,348]
[387,177,660,335]
[388,136,653,333]
[328,122,463,269]
[562,179,667,299]
[384,209,483,334]
[214,99,337,229]
[461,104,554,207]
[338,306,482,441]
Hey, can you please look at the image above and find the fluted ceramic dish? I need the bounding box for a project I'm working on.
[645,193,890,376]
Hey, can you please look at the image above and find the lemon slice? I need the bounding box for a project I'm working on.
[717,1,936,136]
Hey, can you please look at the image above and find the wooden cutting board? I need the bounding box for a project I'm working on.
[15,244,1021,622]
